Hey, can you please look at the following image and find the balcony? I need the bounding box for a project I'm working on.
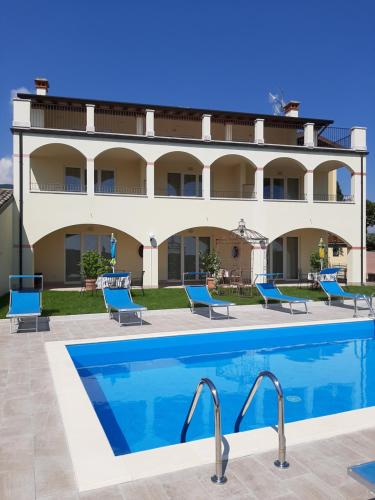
[15,97,365,151]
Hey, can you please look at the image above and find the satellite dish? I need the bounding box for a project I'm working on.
[268,91,286,116]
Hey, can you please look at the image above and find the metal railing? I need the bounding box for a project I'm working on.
[94,108,143,134]
[211,118,255,142]
[31,103,86,130]
[95,185,146,195]
[181,378,227,484]
[317,126,351,149]
[154,112,202,139]
[314,193,354,202]
[154,188,203,197]
[30,182,86,193]
[264,121,304,146]
[211,190,256,199]
[235,371,289,469]
[264,193,307,201]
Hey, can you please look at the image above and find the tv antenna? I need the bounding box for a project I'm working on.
[268,91,286,115]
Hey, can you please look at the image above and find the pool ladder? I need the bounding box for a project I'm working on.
[181,371,288,485]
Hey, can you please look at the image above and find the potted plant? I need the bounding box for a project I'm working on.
[80,250,111,291]
[200,250,221,289]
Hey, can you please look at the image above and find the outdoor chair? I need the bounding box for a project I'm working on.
[7,275,43,333]
[131,270,145,296]
[255,273,310,314]
[319,267,374,317]
[102,287,147,326]
[184,285,235,319]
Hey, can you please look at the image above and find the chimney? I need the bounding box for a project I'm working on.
[35,78,49,95]
[283,100,300,117]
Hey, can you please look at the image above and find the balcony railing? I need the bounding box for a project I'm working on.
[317,127,351,149]
[314,193,354,202]
[155,188,202,197]
[31,103,86,130]
[211,189,256,199]
[265,122,304,146]
[154,112,202,139]
[95,185,146,195]
[30,182,86,193]
[94,108,143,134]
[264,193,307,201]
[211,118,255,142]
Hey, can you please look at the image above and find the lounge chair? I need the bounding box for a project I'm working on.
[319,267,374,317]
[184,285,234,319]
[102,287,146,325]
[255,274,309,314]
[348,461,375,494]
[7,275,43,333]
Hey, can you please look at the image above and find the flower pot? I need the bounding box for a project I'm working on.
[85,278,97,291]
[206,277,216,290]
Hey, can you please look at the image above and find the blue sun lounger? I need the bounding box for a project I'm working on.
[255,274,309,314]
[348,461,375,494]
[102,287,146,325]
[7,275,43,334]
[184,285,234,319]
[319,268,374,318]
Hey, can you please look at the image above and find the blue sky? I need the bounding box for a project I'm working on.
[1,0,374,198]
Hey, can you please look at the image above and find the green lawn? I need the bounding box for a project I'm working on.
[0,285,373,319]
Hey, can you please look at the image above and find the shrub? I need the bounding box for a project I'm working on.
[80,251,111,279]
[200,250,221,278]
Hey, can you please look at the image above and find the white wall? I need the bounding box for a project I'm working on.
[0,202,13,296]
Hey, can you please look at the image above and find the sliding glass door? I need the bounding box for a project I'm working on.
[65,234,81,282]
[267,236,299,279]
[167,236,211,281]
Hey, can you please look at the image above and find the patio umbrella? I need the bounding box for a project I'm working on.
[318,237,325,270]
[110,233,117,272]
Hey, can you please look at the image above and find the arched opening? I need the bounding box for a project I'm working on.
[154,152,203,197]
[313,161,354,202]
[34,224,143,285]
[267,228,350,281]
[263,158,306,201]
[94,148,147,195]
[210,155,256,199]
[30,144,86,193]
[158,226,255,285]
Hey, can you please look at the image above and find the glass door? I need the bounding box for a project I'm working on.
[184,236,197,277]
[65,234,81,282]
[199,237,210,271]
[286,237,299,279]
[65,167,82,192]
[167,173,181,196]
[270,237,284,276]
[273,179,285,199]
[287,178,299,200]
[167,235,181,279]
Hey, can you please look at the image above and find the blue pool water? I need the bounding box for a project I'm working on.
[67,320,375,456]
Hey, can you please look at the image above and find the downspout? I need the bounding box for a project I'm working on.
[360,153,364,285]
[19,131,23,275]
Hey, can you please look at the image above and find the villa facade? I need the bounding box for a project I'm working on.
[11,79,368,287]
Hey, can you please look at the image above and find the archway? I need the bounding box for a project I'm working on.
[33,223,143,285]
[154,152,204,197]
[313,160,354,202]
[210,155,256,199]
[263,157,306,200]
[30,144,86,193]
[94,148,147,195]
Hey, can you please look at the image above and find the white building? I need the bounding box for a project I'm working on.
[11,78,367,288]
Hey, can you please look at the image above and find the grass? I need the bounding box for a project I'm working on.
[0,285,373,319]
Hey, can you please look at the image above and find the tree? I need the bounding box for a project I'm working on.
[367,233,375,251]
[367,200,375,230]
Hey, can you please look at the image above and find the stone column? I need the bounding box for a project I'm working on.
[225,123,233,141]
[202,165,210,200]
[305,170,314,202]
[86,104,95,133]
[351,127,367,151]
[146,162,154,198]
[347,246,366,284]
[255,168,264,200]
[146,109,155,137]
[304,123,314,148]
[202,114,211,141]
[13,98,31,127]
[254,119,264,144]
[86,158,95,196]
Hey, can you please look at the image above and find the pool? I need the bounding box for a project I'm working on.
[67,320,375,457]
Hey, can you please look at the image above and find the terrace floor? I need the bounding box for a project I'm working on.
[1,302,374,499]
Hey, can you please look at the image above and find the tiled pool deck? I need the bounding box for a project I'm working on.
[1,302,375,499]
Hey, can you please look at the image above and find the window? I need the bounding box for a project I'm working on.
[167,173,202,197]
[92,170,115,193]
[65,167,82,192]
[264,177,300,200]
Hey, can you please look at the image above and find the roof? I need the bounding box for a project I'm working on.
[0,189,13,213]
[17,93,334,128]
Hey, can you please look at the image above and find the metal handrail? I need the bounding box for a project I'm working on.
[181,378,227,484]
[235,370,289,469]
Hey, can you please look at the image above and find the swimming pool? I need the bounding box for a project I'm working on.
[67,319,375,457]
